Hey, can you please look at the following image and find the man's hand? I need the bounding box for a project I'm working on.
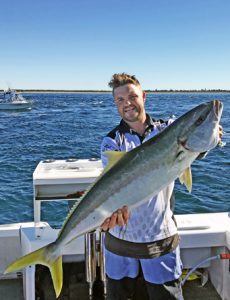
[101,206,129,231]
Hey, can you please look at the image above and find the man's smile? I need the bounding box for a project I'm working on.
[124,106,137,113]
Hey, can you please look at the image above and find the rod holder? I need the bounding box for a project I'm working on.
[98,231,107,295]
[85,231,97,296]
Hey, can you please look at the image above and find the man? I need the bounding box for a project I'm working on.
[100,73,183,300]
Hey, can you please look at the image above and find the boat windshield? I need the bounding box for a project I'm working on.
[2,90,28,103]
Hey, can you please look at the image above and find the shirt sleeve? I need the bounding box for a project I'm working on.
[101,136,120,168]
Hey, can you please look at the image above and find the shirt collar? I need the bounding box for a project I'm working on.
[119,114,155,135]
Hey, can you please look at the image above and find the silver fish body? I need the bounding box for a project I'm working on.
[57,100,223,247]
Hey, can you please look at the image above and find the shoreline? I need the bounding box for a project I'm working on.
[1,90,230,94]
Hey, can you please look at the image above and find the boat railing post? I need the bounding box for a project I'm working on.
[98,231,107,295]
[85,231,97,297]
[33,185,41,224]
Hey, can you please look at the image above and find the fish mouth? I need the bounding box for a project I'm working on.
[213,100,223,120]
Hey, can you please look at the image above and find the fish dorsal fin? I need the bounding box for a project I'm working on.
[104,151,126,172]
[59,151,126,236]
[179,166,192,193]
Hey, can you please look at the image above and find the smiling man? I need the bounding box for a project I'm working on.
[114,83,146,126]
[100,73,184,300]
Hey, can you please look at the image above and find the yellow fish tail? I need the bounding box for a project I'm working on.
[4,243,63,298]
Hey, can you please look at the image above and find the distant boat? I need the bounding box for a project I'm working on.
[0,88,32,110]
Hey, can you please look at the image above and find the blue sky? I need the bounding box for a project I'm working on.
[0,0,229,90]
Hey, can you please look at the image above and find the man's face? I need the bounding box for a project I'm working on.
[113,84,146,123]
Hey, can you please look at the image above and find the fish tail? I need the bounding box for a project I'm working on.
[4,242,63,298]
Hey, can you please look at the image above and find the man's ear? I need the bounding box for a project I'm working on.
[143,91,146,103]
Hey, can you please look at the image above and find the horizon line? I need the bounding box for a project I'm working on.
[1,89,230,93]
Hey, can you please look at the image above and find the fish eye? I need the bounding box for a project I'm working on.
[196,116,205,126]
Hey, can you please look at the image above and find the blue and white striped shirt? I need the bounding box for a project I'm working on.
[100,115,183,283]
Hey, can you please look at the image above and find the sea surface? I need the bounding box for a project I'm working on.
[0,92,229,228]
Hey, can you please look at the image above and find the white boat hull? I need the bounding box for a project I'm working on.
[1,89,32,110]
[0,103,32,110]
[0,212,229,300]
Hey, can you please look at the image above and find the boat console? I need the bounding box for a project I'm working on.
[33,158,103,222]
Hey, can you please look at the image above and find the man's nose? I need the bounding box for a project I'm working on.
[124,98,132,105]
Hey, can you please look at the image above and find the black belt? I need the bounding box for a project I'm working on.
[104,232,180,259]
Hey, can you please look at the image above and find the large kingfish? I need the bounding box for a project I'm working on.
[5,100,223,297]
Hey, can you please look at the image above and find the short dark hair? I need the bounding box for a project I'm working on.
[108,73,141,94]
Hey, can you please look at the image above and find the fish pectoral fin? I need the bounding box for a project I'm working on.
[4,242,63,298]
[104,151,126,171]
[179,166,192,193]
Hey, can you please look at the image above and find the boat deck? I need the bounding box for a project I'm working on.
[0,278,23,300]
[0,266,221,300]
[183,280,221,300]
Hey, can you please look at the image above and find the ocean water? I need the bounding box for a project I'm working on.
[0,92,229,228]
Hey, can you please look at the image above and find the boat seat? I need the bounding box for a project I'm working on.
[176,214,228,269]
